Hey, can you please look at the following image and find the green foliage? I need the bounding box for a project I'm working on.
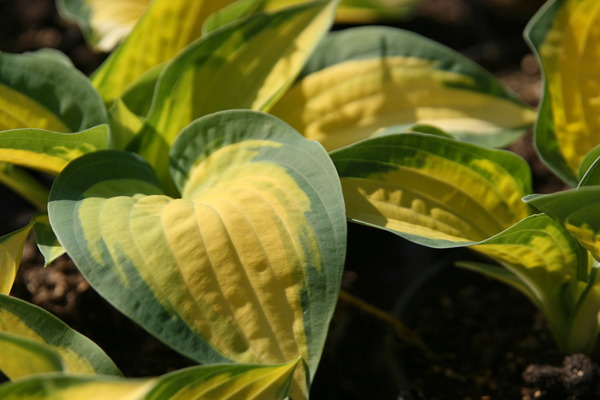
[6,0,600,398]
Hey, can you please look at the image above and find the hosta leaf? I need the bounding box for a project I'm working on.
[330,132,532,247]
[0,224,32,294]
[0,333,64,380]
[335,0,418,23]
[0,294,120,377]
[90,0,237,104]
[526,187,600,262]
[525,0,600,185]
[270,26,536,151]
[330,132,593,352]
[0,125,110,175]
[48,111,346,398]
[578,146,600,182]
[144,360,299,400]
[461,214,590,352]
[0,375,154,400]
[32,214,66,266]
[57,0,149,52]
[130,0,337,191]
[0,51,107,132]
[0,361,300,400]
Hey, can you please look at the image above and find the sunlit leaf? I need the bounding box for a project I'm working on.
[525,0,600,185]
[0,224,32,294]
[0,333,64,380]
[526,186,600,262]
[48,111,346,398]
[335,0,418,23]
[90,0,238,104]
[459,214,591,353]
[330,131,595,351]
[271,26,536,151]
[129,0,337,192]
[330,132,532,246]
[0,125,110,175]
[0,294,121,378]
[57,0,149,52]
[0,360,300,400]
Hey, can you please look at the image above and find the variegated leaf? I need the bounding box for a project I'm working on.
[0,51,107,132]
[48,111,346,399]
[270,26,536,151]
[0,125,110,176]
[331,131,595,352]
[89,0,238,104]
[57,0,149,52]
[129,0,337,192]
[330,132,532,246]
[525,0,600,185]
[0,225,32,294]
[0,360,300,400]
[0,294,120,378]
[527,187,600,262]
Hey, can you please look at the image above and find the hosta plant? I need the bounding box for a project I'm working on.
[0,0,546,398]
[324,0,600,356]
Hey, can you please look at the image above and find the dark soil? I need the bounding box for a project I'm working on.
[2,0,598,399]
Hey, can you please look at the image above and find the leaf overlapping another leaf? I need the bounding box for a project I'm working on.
[271,26,536,151]
[331,131,592,351]
[526,0,600,185]
[0,360,300,400]
[48,110,347,399]
[0,294,121,379]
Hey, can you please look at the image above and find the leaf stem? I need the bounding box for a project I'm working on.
[339,289,432,358]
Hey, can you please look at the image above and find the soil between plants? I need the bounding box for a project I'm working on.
[3,0,600,399]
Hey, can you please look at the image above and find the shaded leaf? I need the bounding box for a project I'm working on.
[0,51,107,132]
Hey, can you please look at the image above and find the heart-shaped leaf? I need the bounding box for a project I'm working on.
[49,110,346,398]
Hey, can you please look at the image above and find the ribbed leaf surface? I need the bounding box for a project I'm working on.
[48,111,346,398]
[271,26,536,151]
